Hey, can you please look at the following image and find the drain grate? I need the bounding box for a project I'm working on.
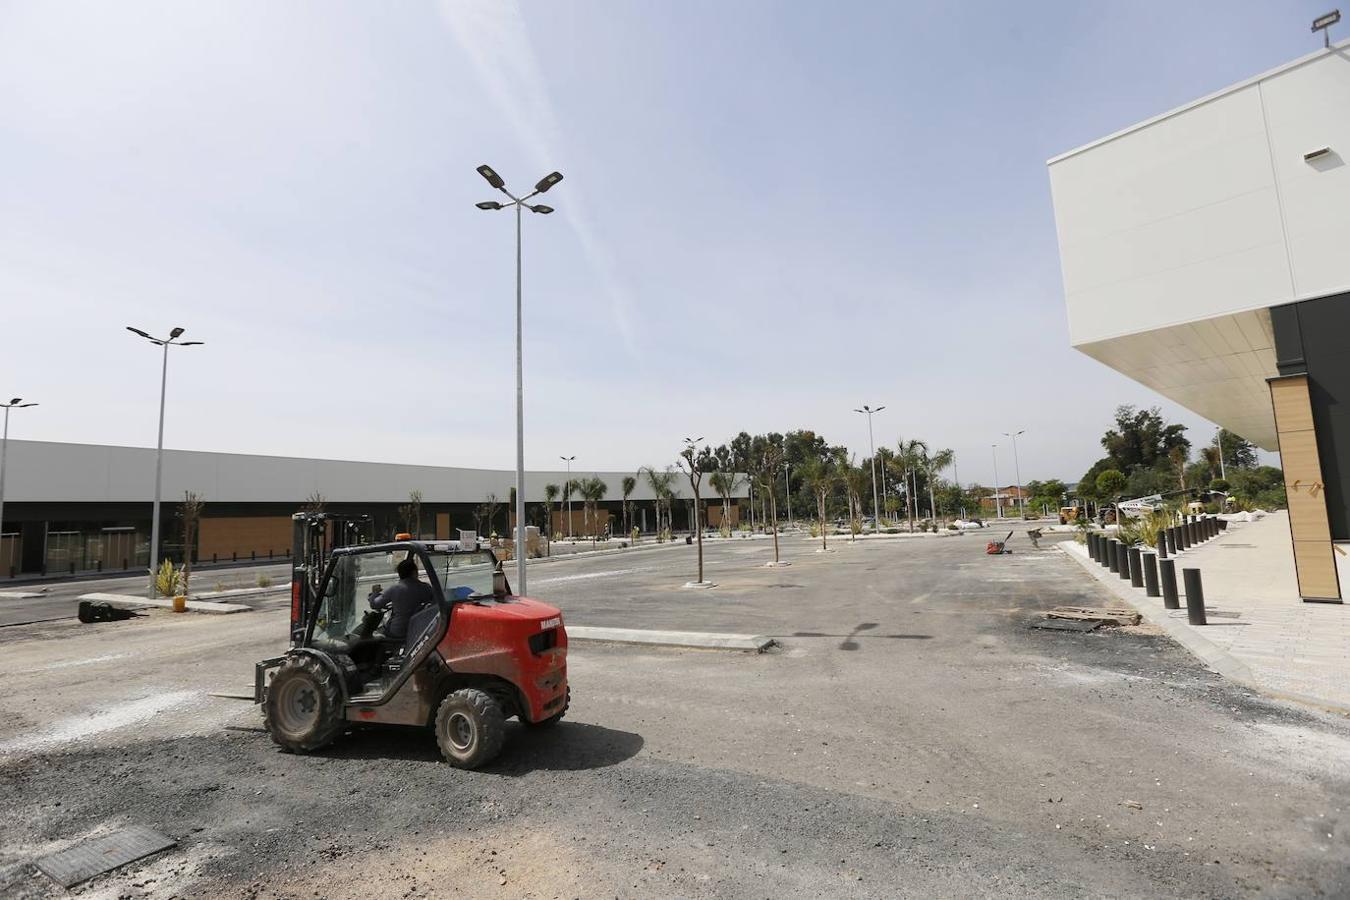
[36,826,176,888]
[1029,618,1101,633]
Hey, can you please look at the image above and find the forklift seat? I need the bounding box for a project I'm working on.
[403,605,440,654]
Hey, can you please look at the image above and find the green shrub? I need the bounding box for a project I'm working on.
[153,559,182,598]
[256,573,273,588]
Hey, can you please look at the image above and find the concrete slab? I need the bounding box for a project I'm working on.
[79,592,251,615]
[0,591,46,600]
[566,626,775,652]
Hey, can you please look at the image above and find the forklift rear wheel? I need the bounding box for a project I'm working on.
[264,655,344,753]
[523,686,570,728]
[435,688,506,769]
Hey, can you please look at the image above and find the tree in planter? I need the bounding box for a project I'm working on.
[677,438,716,584]
[544,483,560,537]
[799,453,838,551]
[621,475,637,535]
[177,491,204,597]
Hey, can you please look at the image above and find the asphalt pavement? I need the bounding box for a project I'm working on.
[0,530,1347,897]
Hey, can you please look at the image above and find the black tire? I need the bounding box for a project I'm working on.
[263,655,345,753]
[434,688,506,769]
[523,686,570,729]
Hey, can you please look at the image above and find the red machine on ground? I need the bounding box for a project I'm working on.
[254,514,568,769]
[985,531,1014,555]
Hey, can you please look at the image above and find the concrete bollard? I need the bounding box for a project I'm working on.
[1156,532,1167,560]
[1143,551,1160,597]
[1118,543,1132,580]
[1129,547,1144,588]
[1108,540,1120,573]
[1182,568,1207,625]
[1160,559,1179,609]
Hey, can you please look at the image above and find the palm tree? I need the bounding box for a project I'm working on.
[577,476,609,546]
[896,437,928,531]
[843,458,870,540]
[1200,446,1222,483]
[621,475,637,534]
[926,448,954,521]
[544,483,560,537]
[640,465,677,534]
[562,480,577,537]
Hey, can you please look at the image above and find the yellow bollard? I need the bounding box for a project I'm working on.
[172,595,187,613]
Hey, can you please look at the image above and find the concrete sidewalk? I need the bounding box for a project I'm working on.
[1060,511,1350,714]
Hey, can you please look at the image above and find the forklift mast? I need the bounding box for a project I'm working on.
[289,512,372,644]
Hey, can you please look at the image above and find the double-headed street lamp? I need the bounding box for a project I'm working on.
[0,398,38,572]
[128,326,204,597]
[559,455,575,539]
[476,164,564,597]
[991,443,1003,519]
[1003,429,1026,518]
[854,405,885,532]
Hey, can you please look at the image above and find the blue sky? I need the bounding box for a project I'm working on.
[0,1,1321,484]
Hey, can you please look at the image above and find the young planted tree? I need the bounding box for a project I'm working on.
[621,475,637,535]
[758,436,786,563]
[677,440,716,584]
[708,470,740,536]
[640,465,677,535]
[302,492,326,515]
[408,490,423,538]
[483,493,500,537]
[799,454,837,551]
[178,491,204,596]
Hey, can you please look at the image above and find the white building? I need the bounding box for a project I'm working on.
[1049,40,1350,602]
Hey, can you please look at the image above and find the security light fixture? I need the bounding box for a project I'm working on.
[534,171,564,193]
[529,204,554,215]
[169,327,185,339]
[1313,9,1340,47]
[476,164,505,189]
[476,200,503,210]
[1305,147,1333,162]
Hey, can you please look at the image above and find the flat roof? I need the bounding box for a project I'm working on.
[1047,39,1350,166]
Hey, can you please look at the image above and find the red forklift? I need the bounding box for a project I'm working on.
[254,513,569,769]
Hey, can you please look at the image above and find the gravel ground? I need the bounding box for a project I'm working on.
[0,534,1347,897]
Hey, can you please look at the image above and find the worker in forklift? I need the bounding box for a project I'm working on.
[370,557,434,641]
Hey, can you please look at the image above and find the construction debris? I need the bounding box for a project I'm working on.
[1045,606,1141,627]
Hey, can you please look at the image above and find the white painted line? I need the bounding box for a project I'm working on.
[533,567,644,585]
[39,653,132,672]
[567,626,774,652]
[0,690,200,753]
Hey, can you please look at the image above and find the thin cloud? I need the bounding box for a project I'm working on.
[437,0,638,355]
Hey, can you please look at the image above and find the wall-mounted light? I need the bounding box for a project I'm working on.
[1304,147,1333,162]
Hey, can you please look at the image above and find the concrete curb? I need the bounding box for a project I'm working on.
[566,625,775,653]
[79,592,252,615]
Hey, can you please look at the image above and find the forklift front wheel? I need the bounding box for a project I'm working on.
[263,655,344,753]
[435,688,506,769]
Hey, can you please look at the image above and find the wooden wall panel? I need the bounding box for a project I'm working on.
[198,516,292,561]
[1269,374,1341,601]
[435,513,451,540]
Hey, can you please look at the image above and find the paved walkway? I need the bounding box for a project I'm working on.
[1060,511,1350,714]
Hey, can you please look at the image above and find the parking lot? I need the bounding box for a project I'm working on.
[1,531,1348,897]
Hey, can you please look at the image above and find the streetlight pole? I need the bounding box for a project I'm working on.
[475,165,564,597]
[127,326,204,598]
[1216,425,1226,481]
[854,404,885,532]
[1004,429,1026,519]
[991,444,1003,519]
[0,398,38,574]
[784,460,792,528]
[560,455,575,539]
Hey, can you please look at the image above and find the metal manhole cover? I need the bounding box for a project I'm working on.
[36,826,176,888]
[1028,618,1101,632]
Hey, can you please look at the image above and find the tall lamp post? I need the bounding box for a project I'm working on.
[559,455,575,539]
[854,404,885,532]
[127,326,204,598]
[1004,429,1026,519]
[991,444,1003,519]
[0,398,38,574]
[1216,425,1226,481]
[475,164,564,597]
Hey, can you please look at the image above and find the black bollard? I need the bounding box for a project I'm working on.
[1129,547,1144,588]
[1143,551,1160,597]
[1180,522,1191,550]
[1211,516,1219,539]
[1182,568,1207,625]
[1101,537,1113,569]
[1156,532,1167,560]
[1118,543,1132,580]
[1088,533,1098,561]
[1108,540,1120,573]
[1165,526,1177,555]
[1160,559,1179,609]
[1219,518,1228,532]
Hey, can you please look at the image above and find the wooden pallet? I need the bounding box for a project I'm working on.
[1045,606,1141,626]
